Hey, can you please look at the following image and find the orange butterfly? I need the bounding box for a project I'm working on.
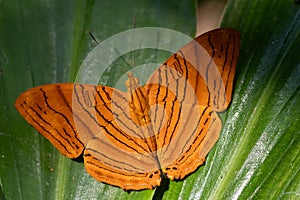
[15,28,240,190]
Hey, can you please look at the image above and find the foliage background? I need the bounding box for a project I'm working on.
[0,0,299,199]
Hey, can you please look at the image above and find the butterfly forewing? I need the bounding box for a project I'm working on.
[193,28,240,111]
[15,84,85,158]
[147,28,240,111]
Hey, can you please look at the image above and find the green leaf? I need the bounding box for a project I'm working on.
[1,0,299,199]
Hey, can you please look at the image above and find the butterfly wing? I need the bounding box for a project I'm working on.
[145,28,240,179]
[15,84,162,190]
[82,85,162,190]
[15,84,86,158]
[146,28,240,111]
[193,28,240,111]
[15,83,129,158]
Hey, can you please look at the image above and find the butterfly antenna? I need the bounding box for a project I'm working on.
[132,15,136,29]
[89,31,99,44]
[130,16,136,69]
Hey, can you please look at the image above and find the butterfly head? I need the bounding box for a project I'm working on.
[125,72,141,92]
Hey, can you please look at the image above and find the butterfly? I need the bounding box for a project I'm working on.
[15,28,240,190]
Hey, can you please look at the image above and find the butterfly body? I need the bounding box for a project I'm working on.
[15,28,240,190]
